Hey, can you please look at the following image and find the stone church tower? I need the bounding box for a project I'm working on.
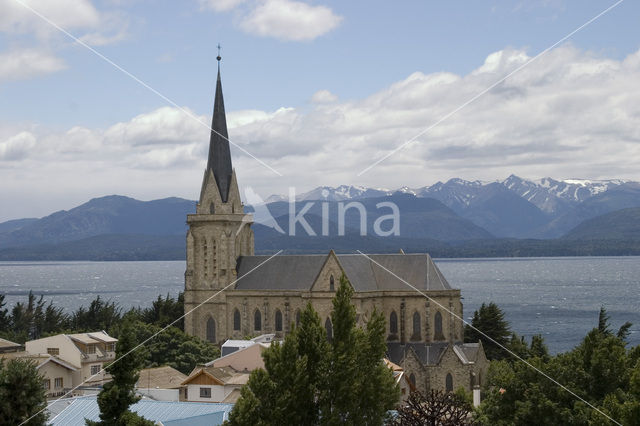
[183,57,254,342]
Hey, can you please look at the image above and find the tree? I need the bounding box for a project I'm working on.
[228,275,399,425]
[72,296,121,332]
[122,320,219,375]
[464,302,512,360]
[0,358,48,425]
[88,321,153,426]
[393,390,475,425]
[321,275,399,424]
[476,308,639,425]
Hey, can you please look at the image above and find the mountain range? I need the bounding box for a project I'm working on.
[0,175,639,260]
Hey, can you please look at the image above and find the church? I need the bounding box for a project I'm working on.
[183,58,488,394]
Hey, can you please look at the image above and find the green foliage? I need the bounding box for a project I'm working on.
[464,302,512,360]
[88,321,154,426]
[72,296,122,332]
[476,307,640,425]
[116,320,219,375]
[228,275,399,425]
[3,291,69,342]
[0,358,48,426]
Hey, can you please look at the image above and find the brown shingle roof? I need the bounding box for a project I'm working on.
[136,366,187,389]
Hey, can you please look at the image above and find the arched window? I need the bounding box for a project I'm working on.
[329,275,335,291]
[295,310,301,327]
[409,373,416,386]
[389,311,398,335]
[209,203,215,214]
[445,373,453,392]
[233,309,241,331]
[275,309,283,332]
[412,312,421,340]
[325,318,333,342]
[434,311,444,341]
[206,317,216,343]
[254,309,262,331]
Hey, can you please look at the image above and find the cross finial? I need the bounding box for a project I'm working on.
[216,43,222,62]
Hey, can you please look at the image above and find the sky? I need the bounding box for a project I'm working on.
[1,0,640,222]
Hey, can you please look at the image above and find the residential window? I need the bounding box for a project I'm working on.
[200,387,211,398]
[43,379,50,390]
[86,345,96,354]
[54,377,63,389]
[275,309,283,332]
[47,348,59,356]
[106,343,115,352]
[90,365,101,375]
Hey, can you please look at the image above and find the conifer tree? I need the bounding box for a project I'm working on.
[0,358,48,425]
[464,302,512,360]
[88,320,153,426]
[228,275,399,425]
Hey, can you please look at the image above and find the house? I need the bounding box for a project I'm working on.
[221,334,274,357]
[25,331,117,390]
[136,366,187,402]
[384,358,413,401]
[0,351,77,399]
[47,395,234,425]
[0,337,23,353]
[180,365,249,403]
[210,339,271,372]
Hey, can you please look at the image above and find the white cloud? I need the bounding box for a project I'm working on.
[0,48,66,80]
[310,89,337,104]
[239,0,342,41]
[0,0,101,39]
[4,45,640,221]
[0,131,36,161]
[198,0,247,12]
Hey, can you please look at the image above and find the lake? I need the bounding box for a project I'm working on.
[0,257,638,354]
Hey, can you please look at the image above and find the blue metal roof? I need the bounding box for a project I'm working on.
[48,396,233,425]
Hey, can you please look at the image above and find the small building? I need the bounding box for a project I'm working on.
[136,366,187,402]
[384,358,413,401]
[0,337,23,353]
[25,331,117,390]
[221,334,274,357]
[180,366,249,403]
[0,352,77,399]
[47,395,234,425]
[208,340,271,372]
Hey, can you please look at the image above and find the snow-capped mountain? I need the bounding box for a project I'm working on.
[261,176,639,238]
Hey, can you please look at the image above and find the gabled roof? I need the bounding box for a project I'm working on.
[386,342,482,367]
[182,366,249,386]
[0,337,21,349]
[136,366,187,389]
[235,253,453,292]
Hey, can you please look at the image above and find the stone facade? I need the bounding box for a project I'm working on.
[183,63,488,394]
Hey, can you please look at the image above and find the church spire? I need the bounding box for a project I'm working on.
[206,48,233,203]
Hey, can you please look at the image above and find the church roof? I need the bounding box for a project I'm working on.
[206,59,233,203]
[386,342,482,366]
[234,253,454,292]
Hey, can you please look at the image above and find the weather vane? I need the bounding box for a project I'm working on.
[217,43,222,62]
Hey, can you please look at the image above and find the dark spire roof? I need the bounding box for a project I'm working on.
[206,56,233,203]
